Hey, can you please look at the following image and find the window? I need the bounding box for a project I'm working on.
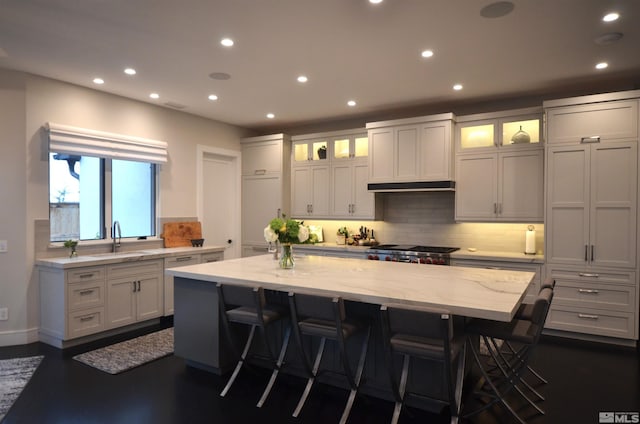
[49,154,156,242]
[46,122,166,243]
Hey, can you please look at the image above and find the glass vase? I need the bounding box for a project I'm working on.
[69,247,77,258]
[279,244,295,269]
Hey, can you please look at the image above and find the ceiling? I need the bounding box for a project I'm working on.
[1,0,640,132]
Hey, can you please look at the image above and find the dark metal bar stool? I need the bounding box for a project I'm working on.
[379,305,466,424]
[464,287,554,424]
[216,283,290,407]
[287,292,371,424]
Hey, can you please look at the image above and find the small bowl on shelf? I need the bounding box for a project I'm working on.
[191,238,204,247]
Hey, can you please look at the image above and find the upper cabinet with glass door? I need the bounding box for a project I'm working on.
[292,138,329,165]
[456,107,543,153]
[332,134,368,162]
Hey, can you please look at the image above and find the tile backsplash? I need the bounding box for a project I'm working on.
[303,192,544,254]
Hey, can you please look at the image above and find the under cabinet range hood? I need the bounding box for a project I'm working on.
[367,181,455,192]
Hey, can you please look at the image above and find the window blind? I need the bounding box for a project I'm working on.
[47,122,168,163]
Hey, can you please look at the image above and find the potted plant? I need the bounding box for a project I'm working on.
[336,227,348,245]
[64,239,78,258]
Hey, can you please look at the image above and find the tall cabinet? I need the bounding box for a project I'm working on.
[241,134,291,257]
[455,107,544,222]
[544,92,640,342]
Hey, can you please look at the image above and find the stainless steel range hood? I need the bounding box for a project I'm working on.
[367,181,455,192]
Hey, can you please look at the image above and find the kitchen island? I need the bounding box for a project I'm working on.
[167,254,534,410]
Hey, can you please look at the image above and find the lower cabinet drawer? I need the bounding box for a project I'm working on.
[67,281,104,311]
[552,281,636,312]
[545,305,635,339]
[67,307,105,339]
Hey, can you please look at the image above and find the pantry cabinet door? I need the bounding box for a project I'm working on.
[498,149,544,221]
[589,142,637,268]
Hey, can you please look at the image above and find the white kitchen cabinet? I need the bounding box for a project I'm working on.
[163,251,223,316]
[455,108,544,222]
[291,165,330,218]
[455,149,543,221]
[292,139,329,164]
[545,141,637,268]
[544,266,637,339]
[106,260,163,329]
[331,160,374,219]
[545,99,638,145]
[367,113,455,185]
[451,259,541,304]
[39,266,107,345]
[543,92,640,342]
[241,134,290,256]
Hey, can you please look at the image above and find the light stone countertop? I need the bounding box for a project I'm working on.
[35,246,226,269]
[451,249,545,264]
[167,254,534,322]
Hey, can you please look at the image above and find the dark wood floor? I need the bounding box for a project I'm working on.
[1,321,639,424]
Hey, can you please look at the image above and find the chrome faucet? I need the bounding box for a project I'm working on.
[112,220,121,253]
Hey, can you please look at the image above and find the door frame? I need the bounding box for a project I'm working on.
[196,145,242,259]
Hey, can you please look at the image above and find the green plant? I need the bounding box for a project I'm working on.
[337,227,349,236]
[63,239,78,249]
[264,214,311,244]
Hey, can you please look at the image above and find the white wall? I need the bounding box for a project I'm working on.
[0,70,254,346]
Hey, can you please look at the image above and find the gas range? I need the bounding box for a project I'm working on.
[366,244,459,265]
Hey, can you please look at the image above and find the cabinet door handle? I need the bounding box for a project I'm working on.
[579,273,599,278]
[578,313,599,320]
[591,245,595,262]
[584,245,588,262]
[493,203,497,214]
[79,289,94,296]
[277,208,281,218]
[580,136,600,144]
[254,169,267,175]
[578,289,599,294]
[133,281,137,293]
[137,281,141,292]
[176,256,193,262]
[79,315,95,322]
[79,273,95,279]
[309,204,313,214]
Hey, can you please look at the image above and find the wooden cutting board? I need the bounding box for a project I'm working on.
[162,222,202,248]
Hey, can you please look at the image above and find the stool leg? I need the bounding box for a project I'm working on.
[339,326,371,424]
[450,341,466,424]
[257,327,291,408]
[293,337,326,418]
[391,354,410,424]
[220,325,256,397]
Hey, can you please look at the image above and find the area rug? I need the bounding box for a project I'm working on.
[73,327,173,375]
[0,355,43,421]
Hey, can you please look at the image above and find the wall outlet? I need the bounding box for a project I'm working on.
[0,307,8,321]
[0,240,7,253]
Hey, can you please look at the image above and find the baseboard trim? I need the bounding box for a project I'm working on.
[0,327,40,347]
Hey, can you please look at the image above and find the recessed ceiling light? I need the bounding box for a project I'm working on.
[595,62,608,70]
[603,12,619,22]
[347,100,357,107]
[266,113,275,119]
[421,49,434,58]
[93,78,104,85]
[369,0,383,4]
[453,84,463,91]
[220,38,234,47]
[208,94,218,101]
[297,75,308,83]
[480,1,514,18]
[124,68,136,75]
[149,93,160,99]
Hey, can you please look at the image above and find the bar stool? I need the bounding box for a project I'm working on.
[509,277,556,386]
[287,292,371,424]
[216,283,290,407]
[379,305,466,424]
[464,287,554,424]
